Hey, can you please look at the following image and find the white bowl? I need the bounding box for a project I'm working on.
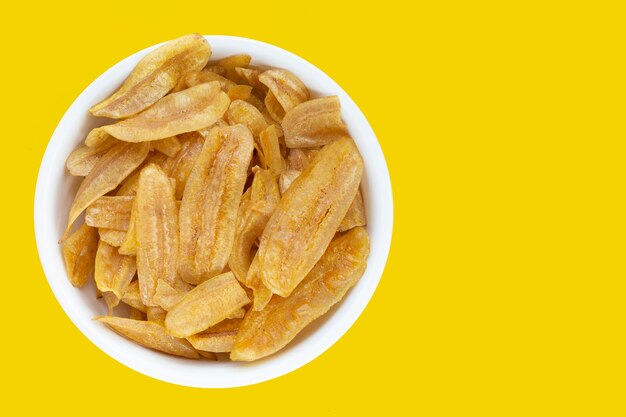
[34,35,393,388]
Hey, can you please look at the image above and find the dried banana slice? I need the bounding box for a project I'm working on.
[165,272,250,338]
[210,54,251,83]
[90,34,211,119]
[186,319,241,352]
[278,169,301,195]
[85,196,134,231]
[153,279,185,311]
[115,151,168,196]
[96,316,199,359]
[118,197,138,255]
[227,85,253,102]
[62,223,98,287]
[259,69,309,114]
[136,164,179,306]
[264,91,286,123]
[338,190,367,232]
[228,169,280,284]
[282,96,348,148]
[103,82,230,142]
[231,227,370,361]
[225,99,267,136]
[258,125,284,174]
[146,306,168,325]
[84,127,117,148]
[255,137,364,297]
[95,240,137,313]
[63,141,150,240]
[235,67,268,96]
[129,307,146,321]
[184,69,235,91]
[160,133,205,200]
[121,281,146,313]
[152,136,182,157]
[66,138,117,176]
[98,228,126,247]
[178,125,253,284]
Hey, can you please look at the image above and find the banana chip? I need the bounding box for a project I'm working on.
[165,272,250,338]
[98,228,127,247]
[259,69,309,114]
[103,82,230,142]
[152,136,182,157]
[96,316,199,359]
[255,137,363,297]
[231,227,369,361]
[62,224,98,287]
[95,240,137,313]
[225,99,268,137]
[136,164,179,306]
[282,96,348,148]
[186,319,241,352]
[64,141,150,240]
[85,196,134,231]
[66,139,117,176]
[178,125,253,284]
[90,34,211,119]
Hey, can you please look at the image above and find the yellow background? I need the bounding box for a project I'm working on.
[2,0,624,415]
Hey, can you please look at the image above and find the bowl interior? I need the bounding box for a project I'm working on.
[35,35,393,388]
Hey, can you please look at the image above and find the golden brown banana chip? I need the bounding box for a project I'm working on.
[231,227,370,361]
[235,67,268,96]
[228,169,280,284]
[152,136,182,157]
[184,69,235,91]
[62,223,98,287]
[96,316,199,359]
[66,137,117,176]
[254,137,364,297]
[116,152,169,196]
[165,272,250,338]
[95,240,137,313]
[338,190,366,232]
[90,34,211,119]
[245,93,265,112]
[102,82,230,142]
[153,279,185,311]
[227,84,253,102]
[258,125,285,174]
[282,96,348,148]
[98,228,127,247]
[136,164,179,306]
[210,54,251,83]
[118,197,138,255]
[129,306,146,321]
[186,319,241,352]
[225,99,268,137]
[121,281,146,313]
[85,196,134,231]
[63,141,150,240]
[245,256,274,311]
[146,306,168,325]
[160,132,204,200]
[264,91,286,123]
[259,69,309,114]
[278,169,301,195]
[85,127,118,148]
[178,125,253,284]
